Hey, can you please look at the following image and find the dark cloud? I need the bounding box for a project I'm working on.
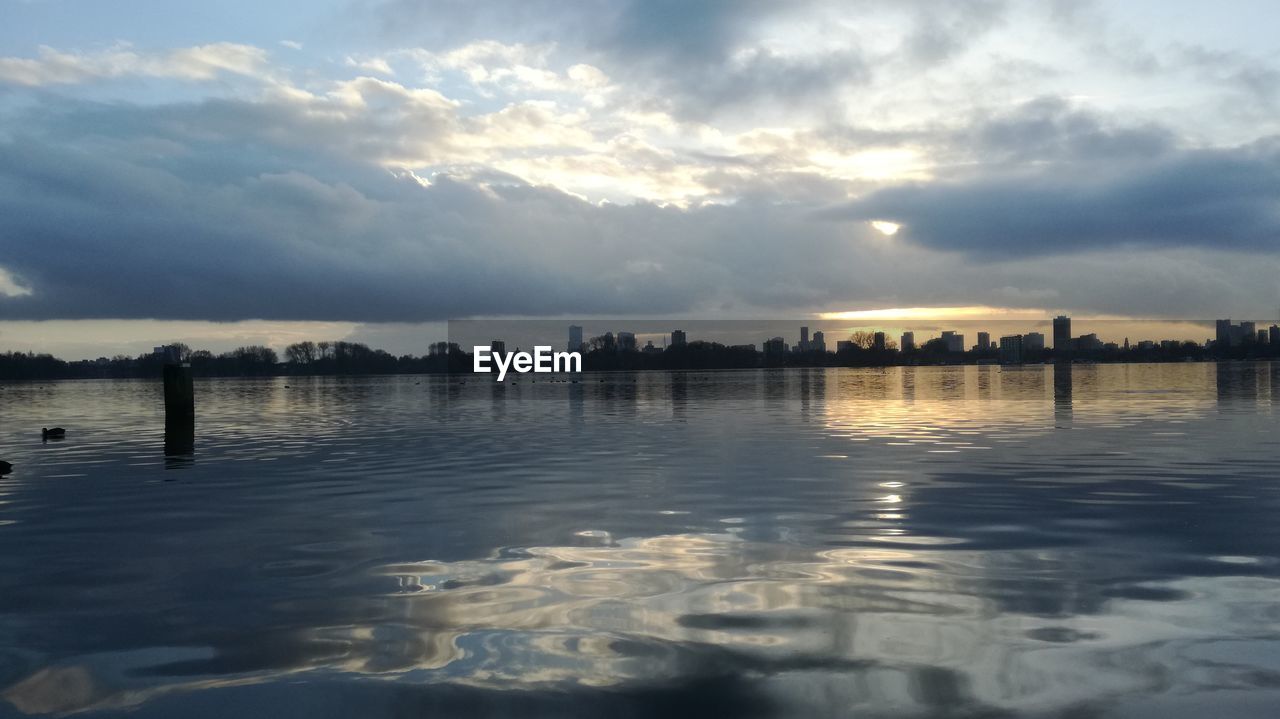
[833,138,1280,258]
[0,98,881,321]
[2,90,1279,322]
[361,0,863,121]
[897,0,1007,67]
[960,96,1176,164]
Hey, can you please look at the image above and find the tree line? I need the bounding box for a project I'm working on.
[0,341,464,380]
[1,334,1277,381]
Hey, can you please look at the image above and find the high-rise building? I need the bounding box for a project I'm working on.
[490,340,506,357]
[763,337,787,357]
[811,331,826,353]
[941,331,964,353]
[1260,330,1269,344]
[999,335,1024,364]
[617,331,637,352]
[568,325,583,353]
[671,329,687,347]
[1216,319,1233,347]
[901,331,915,352]
[1271,325,1280,346]
[1053,315,1072,351]
[977,332,990,351]
[800,326,810,351]
[1241,321,1257,344]
[1023,332,1045,351]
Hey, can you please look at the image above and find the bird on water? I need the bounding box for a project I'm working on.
[42,427,66,440]
[0,461,12,475]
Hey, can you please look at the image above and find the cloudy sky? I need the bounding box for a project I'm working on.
[1,0,1278,357]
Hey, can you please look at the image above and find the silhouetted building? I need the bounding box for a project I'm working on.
[811,330,826,353]
[1241,322,1257,344]
[1023,332,1045,352]
[941,331,964,353]
[873,331,886,351]
[671,329,687,348]
[1271,325,1280,346]
[490,340,506,357]
[763,336,787,358]
[901,331,915,352]
[836,340,854,353]
[800,326,810,351]
[1216,319,1233,347]
[999,335,1024,364]
[977,332,990,351]
[568,325,583,353]
[617,332,637,352]
[1053,315,1072,351]
[1076,333,1103,352]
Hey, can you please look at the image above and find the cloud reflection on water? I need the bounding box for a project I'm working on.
[1,364,1279,717]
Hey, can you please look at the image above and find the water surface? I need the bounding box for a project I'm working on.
[2,364,1279,717]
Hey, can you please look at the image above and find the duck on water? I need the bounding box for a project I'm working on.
[42,427,66,440]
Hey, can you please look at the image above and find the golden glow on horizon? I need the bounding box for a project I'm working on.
[819,306,1053,321]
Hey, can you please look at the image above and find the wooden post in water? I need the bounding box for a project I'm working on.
[161,345,194,426]
[161,345,195,463]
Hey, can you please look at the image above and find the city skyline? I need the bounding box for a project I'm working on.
[3,2,1280,358]
[563,316,1280,357]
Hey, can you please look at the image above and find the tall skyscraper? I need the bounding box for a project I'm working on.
[901,331,915,352]
[568,325,583,353]
[873,331,886,351]
[671,329,687,347]
[490,340,506,357]
[800,326,810,351]
[1053,315,1071,351]
[811,331,826,352]
[977,332,990,350]
[1270,325,1280,345]
[617,331,637,351]
[1216,319,1232,347]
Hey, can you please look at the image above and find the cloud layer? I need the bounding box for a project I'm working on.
[1,1,1279,324]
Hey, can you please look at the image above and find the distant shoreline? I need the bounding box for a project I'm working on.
[3,351,1277,383]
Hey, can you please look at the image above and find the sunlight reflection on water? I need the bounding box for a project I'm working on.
[1,364,1279,717]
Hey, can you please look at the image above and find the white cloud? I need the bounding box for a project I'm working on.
[0,42,269,86]
[0,266,32,297]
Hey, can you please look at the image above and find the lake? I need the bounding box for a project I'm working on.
[1,364,1279,717]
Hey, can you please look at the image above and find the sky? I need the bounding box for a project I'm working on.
[1,0,1279,358]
